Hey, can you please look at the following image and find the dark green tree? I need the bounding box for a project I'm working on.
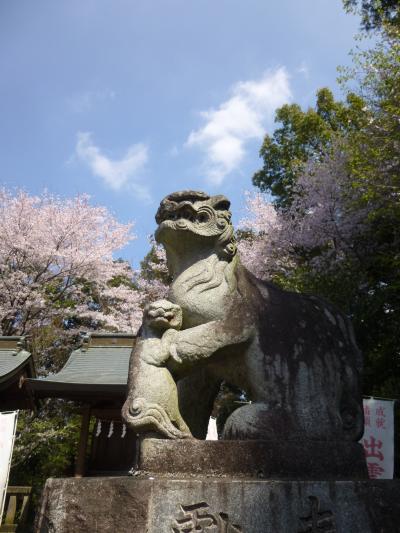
[252,88,366,207]
[343,0,400,31]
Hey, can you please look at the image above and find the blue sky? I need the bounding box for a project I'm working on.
[0,0,363,267]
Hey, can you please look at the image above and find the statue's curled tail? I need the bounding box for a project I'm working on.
[122,396,193,440]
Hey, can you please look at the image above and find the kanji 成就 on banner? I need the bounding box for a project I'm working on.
[361,398,394,479]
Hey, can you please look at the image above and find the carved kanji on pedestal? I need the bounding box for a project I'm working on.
[172,502,242,533]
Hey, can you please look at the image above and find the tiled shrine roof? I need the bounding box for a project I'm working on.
[25,333,135,402]
[0,336,33,386]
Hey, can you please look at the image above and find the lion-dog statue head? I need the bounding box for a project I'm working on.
[155,190,237,262]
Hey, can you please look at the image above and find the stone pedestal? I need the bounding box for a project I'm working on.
[36,476,400,532]
[35,439,400,532]
[36,439,400,533]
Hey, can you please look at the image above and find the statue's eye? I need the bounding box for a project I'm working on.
[198,213,208,223]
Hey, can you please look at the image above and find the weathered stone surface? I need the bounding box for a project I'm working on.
[139,438,368,480]
[123,190,365,446]
[35,476,400,533]
[35,477,152,533]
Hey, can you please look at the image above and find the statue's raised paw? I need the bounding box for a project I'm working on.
[144,299,183,333]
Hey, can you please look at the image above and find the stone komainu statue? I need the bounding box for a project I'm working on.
[122,190,364,442]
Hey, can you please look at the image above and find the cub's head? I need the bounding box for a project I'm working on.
[155,190,236,261]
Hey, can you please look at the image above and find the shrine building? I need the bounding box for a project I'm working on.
[24,333,137,477]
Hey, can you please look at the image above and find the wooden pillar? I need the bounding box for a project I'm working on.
[75,407,91,478]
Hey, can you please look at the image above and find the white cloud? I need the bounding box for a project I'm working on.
[186,68,292,185]
[76,132,149,198]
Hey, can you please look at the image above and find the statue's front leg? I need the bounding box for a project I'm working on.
[160,316,255,375]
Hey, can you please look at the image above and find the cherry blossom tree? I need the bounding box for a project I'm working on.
[0,189,145,345]
[138,238,169,302]
[283,149,369,269]
[237,191,290,280]
[238,149,369,281]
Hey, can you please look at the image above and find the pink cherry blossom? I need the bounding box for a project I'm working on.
[238,149,369,279]
[0,189,145,336]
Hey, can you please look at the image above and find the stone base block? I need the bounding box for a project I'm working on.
[139,438,368,479]
[36,477,400,532]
